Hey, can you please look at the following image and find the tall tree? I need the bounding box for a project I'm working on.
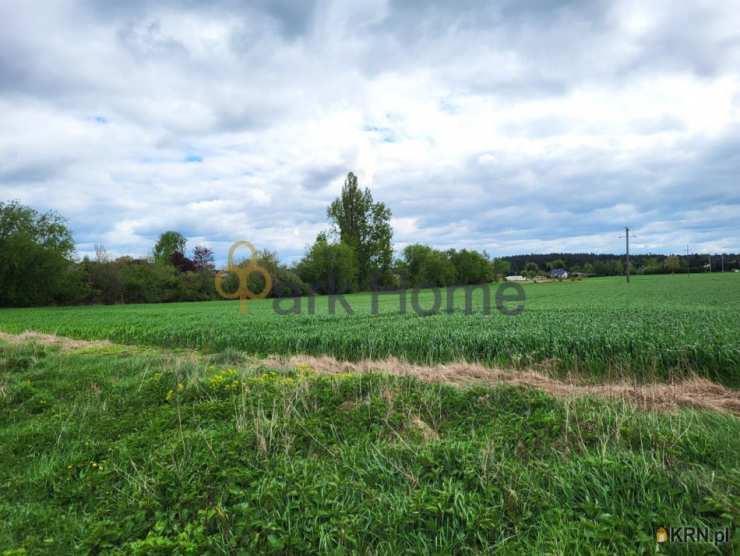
[153,231,186,265]
[327,172,393,288]
[94,243,110,263]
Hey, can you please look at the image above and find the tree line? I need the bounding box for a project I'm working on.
[2,176,738,307]
[504,252,740,276]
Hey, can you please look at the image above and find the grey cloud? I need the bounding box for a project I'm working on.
[300,165,348,191]
[87,0,318,39]
[1,0,739,263]
[117,20,191,60]
[0,161,60,184]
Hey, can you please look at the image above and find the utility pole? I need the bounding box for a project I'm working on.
[687,245,690,278]
[722,254,725,273]
[625,227,630,283]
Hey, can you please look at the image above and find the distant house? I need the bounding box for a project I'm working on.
[505,275,527,282]
[549,268,569,279]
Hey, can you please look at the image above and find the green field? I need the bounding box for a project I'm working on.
[1,274,739,385]
[2,274,740,553]
[1,340,738,554]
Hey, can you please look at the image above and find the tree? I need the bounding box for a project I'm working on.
[170,251,196,273]
[235,250,311,299]
[327,172,393,289]
[296,235,358,294]
[642,257,662,274]
[523,262,539,278]
[192,245,215,272]
[119,261,161,304]
[448,249,492,285]
[0,201,79,306]
[664,255,681,274]
[397,244,433,287]
[491,258,511,281]
[546,259,567,271]
[94,243,110,263]
[153,231,186,265]
[80,258,123,304]
[422,250,457,287]
[398,244,457,288]
[593,260,623,276]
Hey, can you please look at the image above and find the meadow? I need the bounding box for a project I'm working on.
[1,340,738,554]
[1,274,739,386]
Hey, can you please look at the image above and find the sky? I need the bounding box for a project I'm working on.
[1,0,740,265]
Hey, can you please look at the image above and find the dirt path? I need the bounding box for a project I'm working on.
[2,330,739,415]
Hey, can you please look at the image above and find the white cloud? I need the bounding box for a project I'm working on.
[1,0,739,266]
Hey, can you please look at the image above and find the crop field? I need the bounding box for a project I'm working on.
[1,274,739,385]
[1,273,740,553]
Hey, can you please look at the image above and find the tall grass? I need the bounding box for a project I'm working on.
[0,341,738,553]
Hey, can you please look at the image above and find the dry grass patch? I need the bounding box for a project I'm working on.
[264,354,740,415]
[0,331,111,351]
[408,417,439,442]
[2,331,738,415]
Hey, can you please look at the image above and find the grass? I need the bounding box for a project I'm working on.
[1,274,738,552]
[1,274,739,385]
[0,340,738,554]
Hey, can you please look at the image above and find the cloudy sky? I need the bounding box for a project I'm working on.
[2,0,739,264]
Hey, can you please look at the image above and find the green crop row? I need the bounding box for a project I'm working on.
[1,274,739,386]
